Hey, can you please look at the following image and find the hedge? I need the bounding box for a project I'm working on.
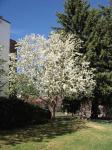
[0,97,51,129]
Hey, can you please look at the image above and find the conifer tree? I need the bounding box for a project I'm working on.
[56,0,112,117]
[56,0,89,41]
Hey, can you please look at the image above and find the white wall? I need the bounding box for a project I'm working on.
[0,18,10,96]
[0,18,10,60]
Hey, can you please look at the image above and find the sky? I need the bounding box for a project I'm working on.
[0,0,110,40]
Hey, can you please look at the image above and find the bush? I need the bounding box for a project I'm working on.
[106,107,112,119]
[0,97,51,129]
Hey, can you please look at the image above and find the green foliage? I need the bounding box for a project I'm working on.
[62,97,80,114]
[0,46,6,93]
[56,0,112,107]
[9,67,39,99]
[107,107,112,116]
[16,74,39,99]
[56,0,89,38]
[0,97,51,129]
[89,6,112,103]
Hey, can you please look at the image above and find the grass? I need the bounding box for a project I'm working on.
[0,116,112,150]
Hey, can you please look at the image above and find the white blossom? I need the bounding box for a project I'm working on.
[14,32,96,100]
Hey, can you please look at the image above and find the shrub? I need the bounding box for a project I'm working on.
[0,97,51,129]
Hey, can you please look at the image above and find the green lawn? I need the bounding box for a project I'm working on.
[0,117,112,150]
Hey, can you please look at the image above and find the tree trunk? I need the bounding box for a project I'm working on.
[48,96,62,119]
[40,96,57,119]
[79,100,92,119]
[91,99,99,119]
[72,112,74,117]
[48,103,56,119]
[52,105,56,119]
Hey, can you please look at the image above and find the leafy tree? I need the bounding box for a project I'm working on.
[56,0,90,42]
[9,53,17,97]
[56,0,112,117]
[110,0,112,6]
[14,32,95,118]
[9,53,38,99]
[0,45,6,95]
[89,6,112,117]
[16,74,39,100]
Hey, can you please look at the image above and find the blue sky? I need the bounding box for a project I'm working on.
[0,0,109,40]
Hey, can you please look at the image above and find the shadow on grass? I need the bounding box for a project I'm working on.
[0,117,87,148]
[91,119,112,124]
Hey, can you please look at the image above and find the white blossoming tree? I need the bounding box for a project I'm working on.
[9,53,38,99]
[0,45,6,95]
[14,32,95,118]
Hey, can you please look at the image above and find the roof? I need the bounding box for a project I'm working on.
[0,16,11,24]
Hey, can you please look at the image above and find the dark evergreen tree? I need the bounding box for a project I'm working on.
[110,0,112,6]
[56,0,100,52]
[89,6,112,110]
[56,0,89,40]
[56,0,112,117]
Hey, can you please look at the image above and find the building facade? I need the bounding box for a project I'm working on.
[0,17,10,96]
[0,17,10,60]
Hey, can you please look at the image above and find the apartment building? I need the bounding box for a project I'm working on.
[0,17,16,96]
[0,16,10,60]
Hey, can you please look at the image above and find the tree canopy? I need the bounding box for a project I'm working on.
[0,45,6,94]
[56,0,112,109]
[9,32,95,118]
